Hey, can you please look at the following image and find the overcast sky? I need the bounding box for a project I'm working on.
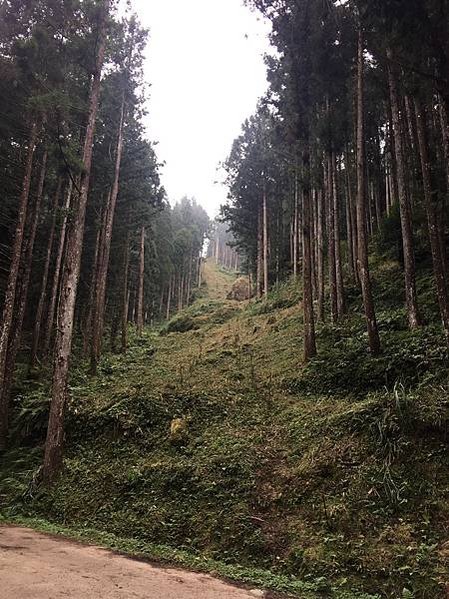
[131,0,270,217]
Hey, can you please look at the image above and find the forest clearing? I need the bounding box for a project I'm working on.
[1,1,449,598]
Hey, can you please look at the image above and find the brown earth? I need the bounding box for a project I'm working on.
[0,526,266,599]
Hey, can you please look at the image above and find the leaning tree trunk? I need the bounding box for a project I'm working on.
[387,47,421,329]
[43,0,109,484]
[356,29,381,355]
[0,121,38,450]
[414,98,449,345]
[30,177,62,368]
[136,226,145,336]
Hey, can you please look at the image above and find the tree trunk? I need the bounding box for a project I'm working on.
[317,188,325,321]
[166,275,172,320]
[302,170,317,361]
[263,187,269,297]
[356,29,381,355]
[333,152,345,318]
[344,155,355,280]
[0,121,38,450]
[414,98,449,344]
[44,180,73,355]
[43,0,109,484]
[136,226,145,335]
[0,148,47,449]
[256,201,263,298]
[293,170,298,279]
[30,177,62,368]
[120,232,130,352]
[387,47,422,329]
[90,93,125,371]
[326,154,337,322]
[84,224,102,356]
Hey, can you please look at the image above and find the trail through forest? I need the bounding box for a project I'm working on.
[202,258,237,300]
[0,526,266,599]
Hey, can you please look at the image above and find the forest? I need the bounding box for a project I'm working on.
[0,1,449,598]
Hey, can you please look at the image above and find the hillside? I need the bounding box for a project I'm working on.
[1,258,449,599]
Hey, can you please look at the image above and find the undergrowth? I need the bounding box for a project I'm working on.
[1,259,449,598]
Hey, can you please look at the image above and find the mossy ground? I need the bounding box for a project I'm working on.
[1,258,449,598]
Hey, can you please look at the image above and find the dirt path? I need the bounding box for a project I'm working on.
[0,526,266,599]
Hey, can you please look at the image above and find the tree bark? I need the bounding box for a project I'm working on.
[356,29,381,355]
[0,121,38,450]
[387,47,422,329]
[43,0,109,484]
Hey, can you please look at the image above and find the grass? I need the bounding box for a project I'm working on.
[1,258,449,598]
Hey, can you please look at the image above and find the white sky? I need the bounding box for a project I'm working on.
[131,0,270,217]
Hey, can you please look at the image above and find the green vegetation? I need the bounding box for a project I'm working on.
[1,260,448,598]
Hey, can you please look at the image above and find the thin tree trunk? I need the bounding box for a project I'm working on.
[166,275,172,320]
[30,177,62,368]
[263,187,269,297]
[387,47,421,329]
[136,226,145,335]
[293,170,298,279]
[120,232,130,352]
[256,201,263,298]
[327,154,337,322]
[43,1,109,484]
[333,152,345,318]
[344,157,355,279]
[0,121,38,450]
[44,180,73,356]
[0,148,47,448]
[414,98,449,344]
[356,29,380,355]
[317,188,325,321]
[302,170,317,361]
[91,91,125,371]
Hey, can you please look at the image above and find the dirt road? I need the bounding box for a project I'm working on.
[0,526,265,598]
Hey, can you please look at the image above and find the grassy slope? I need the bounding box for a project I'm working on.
[1,258,449,598]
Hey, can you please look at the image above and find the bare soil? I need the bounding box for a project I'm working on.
[0,526,265,598]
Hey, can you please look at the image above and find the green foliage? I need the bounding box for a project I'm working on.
[286,324,448,395]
